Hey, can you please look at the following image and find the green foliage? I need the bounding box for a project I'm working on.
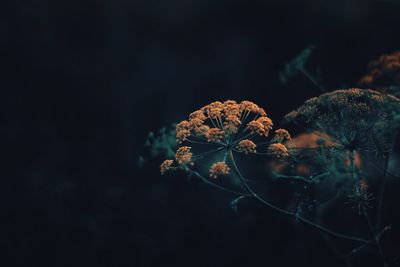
[138,124,177,167]
[279,45,316,83]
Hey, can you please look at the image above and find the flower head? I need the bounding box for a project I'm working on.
[205,128,224,143]
[209,162,230,179]
[160,160,174,175]
[175,100,280,145]
[163,100,290,185]
[175,146,193,165]
[237,139,257,154]
[176,120,191,132]
[176,129,191,144]
[272,129,291,143]
[268,143,289,159]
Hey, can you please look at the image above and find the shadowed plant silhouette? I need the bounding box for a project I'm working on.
[281,88,400,266]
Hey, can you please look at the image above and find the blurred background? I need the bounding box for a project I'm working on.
[1,0,400,266]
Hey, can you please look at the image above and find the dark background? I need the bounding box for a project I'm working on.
[1,0,400,266]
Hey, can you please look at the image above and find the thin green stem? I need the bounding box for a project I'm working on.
[192,147,225,160]
[188,169,251,197]
[228,149,372,244]
[362,206,388,267]
[377,156,389,230]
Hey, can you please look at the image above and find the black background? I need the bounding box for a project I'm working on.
[1,0,400,266]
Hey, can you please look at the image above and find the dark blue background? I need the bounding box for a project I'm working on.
[1,0,400,266]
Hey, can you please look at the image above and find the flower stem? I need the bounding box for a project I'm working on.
[228,149,372,244]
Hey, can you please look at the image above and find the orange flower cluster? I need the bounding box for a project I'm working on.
[209,162,230,179]
[268,143,289,158]
[175,146,193,165]
[237,139,257,154]
[161,100,291,176]
[359,51,400,86]
[272,129,291,143]
[175,100,272,144]
[247,117,273,137]
[160,159,174,175]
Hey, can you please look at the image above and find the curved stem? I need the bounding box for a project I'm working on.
[271,172,328,184]
[228,149,372,244]
[192,147,225,160]
[377,156,389,230]
[188,169,251,197]
[362,206,388,267]
[299,67,326,92]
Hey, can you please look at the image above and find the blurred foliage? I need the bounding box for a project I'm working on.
[138,124,177,168]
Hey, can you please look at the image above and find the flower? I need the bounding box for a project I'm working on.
[223,115,241,134]
[223,100,241,117]
[247,121,267,136]
[209,162,230,179]
[240,100,267,116]
[272,129,291,143]
[176,129,191,144]
[176,120,191,132]
[175,146,193,165]
[247,117,273,137]
[268,143,289,158]
[237,139,257,154]
[160,160,174,175]
[189,110,207,121]
[162,100,290,184]
[205,127,224,143]
[257,117,273,131]
[201,101,224,118]
[194,125,210,136]
[174,100,279,146]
